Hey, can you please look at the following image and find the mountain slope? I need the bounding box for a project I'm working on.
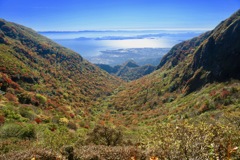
[192,10,240,80]
[101,10,240,125]
[0,18,123,125]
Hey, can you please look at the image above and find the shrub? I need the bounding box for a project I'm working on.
[0,139,32,154]
[19,124,36,139]
[0,123,36,139]
[59,117,69,125]
[0,148,60,160]
[3,106,27,122]
[36,94,47,105]
[17,92,32,104]
[86,125,123,146]
[140,121,240,159]
[67,121,77,130]
[39,126,77,151]
[19,107,35,120]
[34,118,42,124]
[5,93,18,102]
[74,145,146,160]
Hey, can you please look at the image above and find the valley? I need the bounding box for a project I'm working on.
[0,9,240,160]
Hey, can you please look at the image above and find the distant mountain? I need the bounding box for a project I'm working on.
[0,18,122,122]
[96,60,156,81]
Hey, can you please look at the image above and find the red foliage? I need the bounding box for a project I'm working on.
[49,127,56,132]
[45,107,53,111]
[69,113,75,118]
[48,100,58,108]
[31,97,40,106]
[209,90,217,97]
[34,118,42,124]
[2,74,12,84]
[0,67,7,72]
[0,115,5,125]
[2,74,20,89]
[220,89,230,98]
[84,124,90,129]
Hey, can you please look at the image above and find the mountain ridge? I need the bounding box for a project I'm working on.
[102,9,240,118]
[0,18,123,126]
[96,60,156,81]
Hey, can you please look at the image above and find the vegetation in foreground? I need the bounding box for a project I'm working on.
[0,118,239,159]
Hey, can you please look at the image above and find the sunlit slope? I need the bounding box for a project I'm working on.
[0,18,123,123]
[101,10,240,125]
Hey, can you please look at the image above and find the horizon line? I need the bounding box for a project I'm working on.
[37,27,212,32]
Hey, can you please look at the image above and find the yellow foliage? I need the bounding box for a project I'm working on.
[130,156,136,160]
[59,117,69,124]
[150,156,158,160]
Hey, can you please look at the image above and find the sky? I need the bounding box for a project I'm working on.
[0,0,239,31]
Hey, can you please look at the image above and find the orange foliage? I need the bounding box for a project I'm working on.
[5,93,18,102]
[0,115,5,125]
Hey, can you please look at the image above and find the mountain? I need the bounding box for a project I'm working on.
[185,10,240,93]
[91,10,240,159]
[96,60,156,81]
[1,10,240,159]
[156,31,211,70]
[103,10,240,122]
[95,64,121,74]
[0,18,122,127]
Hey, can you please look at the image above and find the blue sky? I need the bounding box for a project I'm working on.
[0,0,239,31]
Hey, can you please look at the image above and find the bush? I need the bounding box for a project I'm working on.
[0,123,21,138]
[67,121,77,130]
[59,117,69,125]
[36,94,47,105]
[140,121,240,159]
[0,148,60,160]
[19,107,35,120]
[39,126,77,151]
[74,145,145,160]
[19,124,36,139]
[86,125,123,146]
[17,92,32,104]
[3,105,27,122]
[5,93,18,102]
[0,123,36,139]
[0,139,32,154]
